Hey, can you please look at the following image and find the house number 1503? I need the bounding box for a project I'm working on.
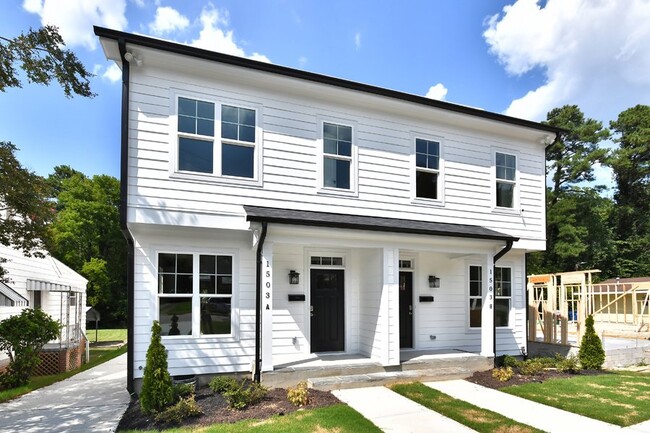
[265,261,271,310]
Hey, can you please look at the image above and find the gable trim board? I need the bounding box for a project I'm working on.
[94,26,553,391]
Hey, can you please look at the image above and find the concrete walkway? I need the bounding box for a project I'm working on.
[426,379,650,433]
[333,386,477,433]
[0,353,130,433]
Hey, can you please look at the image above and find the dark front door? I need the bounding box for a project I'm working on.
[310,269,344,352]
[399,271,413,348]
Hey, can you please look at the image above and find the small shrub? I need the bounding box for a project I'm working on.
[287,381,310,406]
[223,381,268,410]
[140,321,174,414]
[555,354,580,373]
[518,359,544,376]
[154,396,202,424]
[578,315,605,369]
[534,356,557,368]
[492,366,514,382]
[209,375,238,394]
[172,383,195,401]
[502,355,520,369]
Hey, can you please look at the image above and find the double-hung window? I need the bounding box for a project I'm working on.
[323,122,352,190]
[495,267,512,327]
[496,152,516,208]
[415,138,440,200]
[158,252,234,337]
[176,96,257,180]
[469,265,482,328]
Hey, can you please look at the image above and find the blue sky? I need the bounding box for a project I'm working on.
[2,0,650,191]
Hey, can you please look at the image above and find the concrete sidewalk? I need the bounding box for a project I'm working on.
[0,353,130,433]
[425,379,650,433]
[333,386,477,433]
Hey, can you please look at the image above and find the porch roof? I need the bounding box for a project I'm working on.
[244,206,518,242]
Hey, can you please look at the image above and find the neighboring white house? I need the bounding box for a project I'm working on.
[96,26,559,392]
[0,243,87,367]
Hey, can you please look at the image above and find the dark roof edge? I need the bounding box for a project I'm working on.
[94,26,561,136]
[244,207,519,243]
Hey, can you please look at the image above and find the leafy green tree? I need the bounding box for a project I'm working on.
[528,106,612,274]
[578,315,605,369]
[0,308,60,388]
[46,170,126,325]
[140,321,174,414]
[0,141,54,282]
[607,105,650,277]
[0,26,94,98]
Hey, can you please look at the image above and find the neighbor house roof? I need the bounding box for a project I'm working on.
[244,206,518,242]
[93,26,562,136]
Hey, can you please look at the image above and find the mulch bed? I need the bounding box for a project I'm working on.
[466,368,608,389]
[117,386,340,431]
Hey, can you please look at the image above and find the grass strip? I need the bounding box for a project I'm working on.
[119,403,382,433]
[391,382,544,433]
[0,345,127,403]
[503,371,650,426]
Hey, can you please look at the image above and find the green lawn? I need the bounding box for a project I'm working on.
[391,382,544,433]
[503,371,650,426]
[87,328,127,344]
[0,345,126,403]
[121,404,382,433]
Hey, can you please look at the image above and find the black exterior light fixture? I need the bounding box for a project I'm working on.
[428,275,440,288]
[288,270,300,285]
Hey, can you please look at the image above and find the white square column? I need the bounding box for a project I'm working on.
[261,242,274,371]
[480,253,495,357]
[383,247,400,366]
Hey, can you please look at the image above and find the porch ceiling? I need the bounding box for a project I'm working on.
[244,206,518,242]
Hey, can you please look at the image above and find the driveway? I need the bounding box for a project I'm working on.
[0,353,130,433]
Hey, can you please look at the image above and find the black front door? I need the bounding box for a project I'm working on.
[310,269,344,352]
[399,271,413,348]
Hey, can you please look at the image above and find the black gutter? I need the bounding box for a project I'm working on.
[493,240,514,365]
[253,222,268,383]
[94,26,562,136]
[118,38,136,394]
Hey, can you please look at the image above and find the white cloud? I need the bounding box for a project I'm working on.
[131,0,145,7]
[23,0,127,50]
[354,32,361,50]
[484,0,650,122]
[148,6,189,35]
[102,63,122,83]
[425,83,448,101]
[190,5,270,63]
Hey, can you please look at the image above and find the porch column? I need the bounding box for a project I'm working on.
[480,253,495,357]
[383,247,400,366]
[261,242,274,371]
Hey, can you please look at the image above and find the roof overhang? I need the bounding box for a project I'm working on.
[0,282,29,307]
[244,206,518,243]
[94,26,562,137]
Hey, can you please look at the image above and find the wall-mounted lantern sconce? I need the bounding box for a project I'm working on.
[428,275,440,288]
[288,270,300,285]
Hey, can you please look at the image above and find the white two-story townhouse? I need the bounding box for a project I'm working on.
[96,27,559,392]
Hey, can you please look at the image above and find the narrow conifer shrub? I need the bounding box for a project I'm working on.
[578,315,606,369]
[140,320,174,414]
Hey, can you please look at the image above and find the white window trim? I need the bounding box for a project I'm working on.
[169,90,263,187]
[467,264,483,330]
[411,132,445,206]
[492,149,519,213]
[316,118,359,197]
[155,246,240,342]
[494,265,513,329]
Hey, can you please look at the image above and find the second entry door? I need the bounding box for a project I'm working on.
[310,269,344,352]
[399,271,413,348]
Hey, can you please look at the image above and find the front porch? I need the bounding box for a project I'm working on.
[262,349,493,389]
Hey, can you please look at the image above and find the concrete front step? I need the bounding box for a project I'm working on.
[308,367,472,391]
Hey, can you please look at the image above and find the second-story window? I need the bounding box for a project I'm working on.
[415,138,440,200]
[178,97,215,174]
[496,152,516,208]
[176,97,257,180]
[323,122,352,190]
